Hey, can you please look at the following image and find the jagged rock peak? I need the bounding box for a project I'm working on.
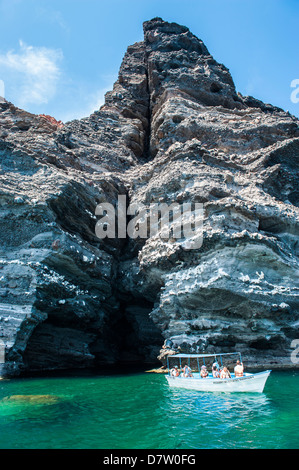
[143,17,190,33]
[143,17,209,55]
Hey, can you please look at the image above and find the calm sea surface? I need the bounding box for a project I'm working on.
[0,369,298,449]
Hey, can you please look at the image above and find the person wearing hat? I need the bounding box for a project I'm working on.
[200,365,208,378]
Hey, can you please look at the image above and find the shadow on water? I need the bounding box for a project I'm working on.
[18,364,159,379]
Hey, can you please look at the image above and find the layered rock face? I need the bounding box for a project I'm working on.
[0,18,298,376]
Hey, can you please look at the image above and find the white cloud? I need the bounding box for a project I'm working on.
[0,40,63,107]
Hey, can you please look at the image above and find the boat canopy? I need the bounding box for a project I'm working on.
[167,352,242,374]
[169,352,241,359]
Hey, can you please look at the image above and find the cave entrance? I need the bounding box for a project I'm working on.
[95,299,164,366]
[22,298,163,375]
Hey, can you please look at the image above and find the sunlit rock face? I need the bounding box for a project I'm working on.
[0,18,298,376]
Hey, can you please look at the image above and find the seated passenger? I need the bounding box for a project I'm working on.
[212,365,220,378]
[220,366,231,379]
[170,365,180,377]
[200,365,208,378]
[182,364,193,378]
[234,360,244,377]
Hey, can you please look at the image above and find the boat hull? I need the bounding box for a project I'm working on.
[165,371,271,393]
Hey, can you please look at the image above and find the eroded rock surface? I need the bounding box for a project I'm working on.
[0,18,298,376]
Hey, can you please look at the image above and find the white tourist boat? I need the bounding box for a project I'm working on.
[165,353,271,393]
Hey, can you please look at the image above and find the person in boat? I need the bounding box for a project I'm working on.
[200,365,209,378]
[234,360,244,377]
[212,364,220,378]
[182,364,193,378]
[170,365,180,377]
[220,366,231,379]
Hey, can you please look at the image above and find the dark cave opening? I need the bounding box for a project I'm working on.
[22,295,163,375]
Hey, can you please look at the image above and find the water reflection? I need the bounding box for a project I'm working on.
[165,388,275,449]
[169,387,271,412]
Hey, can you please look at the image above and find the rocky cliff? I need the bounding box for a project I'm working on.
[0,18,298,376]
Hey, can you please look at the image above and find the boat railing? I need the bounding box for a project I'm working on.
[167,352,243,376]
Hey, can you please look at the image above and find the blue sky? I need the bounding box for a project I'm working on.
[0,0,298,122]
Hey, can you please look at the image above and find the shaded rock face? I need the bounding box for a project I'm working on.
[0,18,298,376]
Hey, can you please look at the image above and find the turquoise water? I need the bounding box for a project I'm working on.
[0,370,298,449]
